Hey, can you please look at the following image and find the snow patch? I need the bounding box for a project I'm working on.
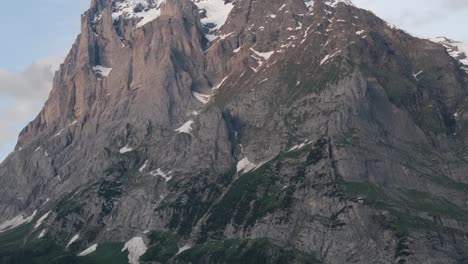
[356,30,365,35]
[78,244,98,256]
[112,0,166,28]
[122,236,148,264]
[236,158,257,174]
[213,76,228,91]
[193,92,211,104]
[67,234,80,248]
[120,145,134,154]
[289,140,312,152]
[38,229,47,239]
[194,0,234,41]
[175,120,194,134]
[413,71,423,81]
[150,168,173,182]
[233,46,242,53]
[34,211,51,229]
[177,244,192,255]
[250,48,274,60]
[54,129,65,138]
[432,37,468,68]
[139,160,149,172]
[0,210,37,233]
[250,48,274,71]
[324,0,354,7]
[92,65,112,77]
[304,0,314,10]
[320,50,342,65]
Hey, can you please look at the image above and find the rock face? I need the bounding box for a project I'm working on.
[1,0,468,263]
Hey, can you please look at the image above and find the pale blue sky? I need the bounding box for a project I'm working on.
[0,0,88,161]
[0,0,88,70]
[0,0,468,161]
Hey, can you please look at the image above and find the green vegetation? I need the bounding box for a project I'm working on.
[140,231,179,263]
[0,212,118,264]
[201,164,283,238]
[201,139,328,240]
[79,242,128,264]
[399,190,468,222]
[339,179,468,234]
[166,181,223,237]
[335,129,359,148]
[0,221,80,264]
[176,238,320,264]
[340,181,387,205]
[426,174,468,192]
[55,199,84,221]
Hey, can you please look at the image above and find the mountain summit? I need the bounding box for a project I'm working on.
[1,0,468,263]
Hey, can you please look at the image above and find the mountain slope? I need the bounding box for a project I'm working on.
[1,0,468,263]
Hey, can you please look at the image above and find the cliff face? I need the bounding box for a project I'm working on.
[1,0,468,263]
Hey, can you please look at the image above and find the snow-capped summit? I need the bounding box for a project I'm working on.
[304,0,354,10]
[111,0,166,27]
[324,0,354,7]
[111,0,233,37]
[431,37,468,68]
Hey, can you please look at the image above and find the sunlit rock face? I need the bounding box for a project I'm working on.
[1,0,468,263]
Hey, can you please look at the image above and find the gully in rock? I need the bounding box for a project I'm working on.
[1,0,468,263]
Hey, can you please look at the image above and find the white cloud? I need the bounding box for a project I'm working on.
[0,56,62,161]
[354,0,468,42]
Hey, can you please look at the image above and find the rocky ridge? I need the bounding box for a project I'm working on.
[1,0,468,263]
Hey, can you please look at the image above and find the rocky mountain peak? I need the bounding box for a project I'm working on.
[1,0,468,263]
[432,36,468,72]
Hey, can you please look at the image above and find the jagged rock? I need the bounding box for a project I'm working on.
[1,0,468,263]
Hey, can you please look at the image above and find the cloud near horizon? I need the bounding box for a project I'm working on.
[0,56,62,160]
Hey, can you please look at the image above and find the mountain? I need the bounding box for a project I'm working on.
[1,0,468,263]
[432,36,468,72]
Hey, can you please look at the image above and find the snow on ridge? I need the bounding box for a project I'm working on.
[304,0,353,10]
[112,1,234,39]
[78,244,98,256]
[432,37,468,67]
[67,234,80,248]
[325,0,354,7]
[194,0,234,41]
[34,211,51,229]
[236,157,257,174]
[122,236,148,264]
[0,210,37,233]
[112,0,166,28]
[175,120,194,134]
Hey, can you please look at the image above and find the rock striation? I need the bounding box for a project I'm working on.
[1,0,468,263]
